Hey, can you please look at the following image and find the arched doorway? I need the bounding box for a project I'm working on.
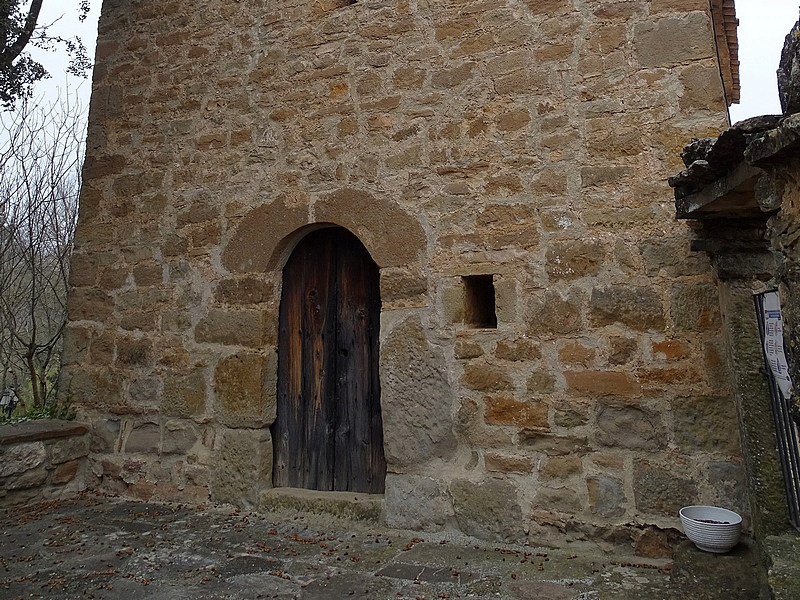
[271,227,386,493]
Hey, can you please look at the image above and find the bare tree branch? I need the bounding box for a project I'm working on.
[0,94,82,414]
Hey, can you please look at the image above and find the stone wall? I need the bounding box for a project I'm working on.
[0,421,90,507]
[63,0,745,552]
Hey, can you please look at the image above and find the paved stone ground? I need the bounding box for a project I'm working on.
[0,494,770,600]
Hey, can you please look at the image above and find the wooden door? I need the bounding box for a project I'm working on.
[272,228,386,493]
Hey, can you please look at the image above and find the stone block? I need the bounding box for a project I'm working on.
[495,339,541,361]
[594,403,666,450]
[163,371,207,417]
[214,351,277,428]
[49,436,90,464]
[633,526,678,559]
[442,281,465,324]
[497,108,531,132]
[52,460,81,485]
[652,339,690,360]
[531,168,568,195]
[462,362,513,392]
[195,309,273,347]
[535,486,582,513]
[707,461,748,516]
[89,332,115,364]
[132,263,163,287]
[519,431,589,456]
[117,336,152,366]
[527,290,583,335]
[633,13,715,68]
[212,428,272,508]
[384,474,452,530]
[91,418,120,453]
[641,236,708,277]
[477,205,539,248]
[316,189,427,268]
[431,62,476,88]
[380,317,457,468]
[379,267,427,305]
[553,405,590,428]
[60,325,91,367]
[127,376,161,409]
[451,478,524,542]
[454,340,483,359]
[124,423,160,453]
[564,370,641,397]
[63,368,124,409]
[6,466,48,490]
[580,166,635,187]
[214,277,274,305]
[540,455,582,479]
[670,282,721,331]
[485,452,534,474]
[546,240,605,280]
[589,286,665,331]
[0,443,46,477]
[587,475,626,518]
[494,277,517,323]
[634,462,698,517]
[522,0,574,15]
[671,396,740,454]
[586,121,644,159]
[484,395,548,428]
[526,369,557,395]
[607,337,638,365]
[558,342,596,365]
[162,420,200,455]
[679,64,726,111]
[485,49,531,75]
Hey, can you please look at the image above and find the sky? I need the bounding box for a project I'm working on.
[22,0,800,123]
[26,1,100,112]
[729,1,799,123]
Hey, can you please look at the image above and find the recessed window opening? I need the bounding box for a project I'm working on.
[463,274,497,329]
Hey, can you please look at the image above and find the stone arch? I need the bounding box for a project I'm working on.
[221,189,426,274]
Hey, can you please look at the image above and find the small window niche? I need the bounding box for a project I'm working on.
[462,274,497,329]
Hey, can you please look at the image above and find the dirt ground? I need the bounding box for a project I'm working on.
[0,494,770,599]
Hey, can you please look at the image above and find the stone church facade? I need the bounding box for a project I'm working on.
[64,0,744,551]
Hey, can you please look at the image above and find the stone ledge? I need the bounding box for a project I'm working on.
[259,487,384,522]
[0,420,89,445]
[763,532,800,600]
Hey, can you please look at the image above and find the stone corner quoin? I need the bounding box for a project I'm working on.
[61,0,744,550]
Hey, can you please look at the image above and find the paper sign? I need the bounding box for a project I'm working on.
[762,291,793,399]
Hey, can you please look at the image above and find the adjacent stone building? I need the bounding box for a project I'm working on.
[64,0,744,552]
[669,18,800,587]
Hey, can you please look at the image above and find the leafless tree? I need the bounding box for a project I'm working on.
[0,95,82,415]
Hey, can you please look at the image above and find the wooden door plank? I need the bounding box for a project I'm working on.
[274,227,386,494]
[334,233,385,493]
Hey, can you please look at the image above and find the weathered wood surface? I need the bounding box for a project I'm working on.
[273,228,385,493]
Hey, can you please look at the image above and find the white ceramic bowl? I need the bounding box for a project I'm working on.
[679,505,742,553]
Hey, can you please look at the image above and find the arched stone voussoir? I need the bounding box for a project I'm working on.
[223,190,426,274]
[314,188,427,268]
[221,200,308,274]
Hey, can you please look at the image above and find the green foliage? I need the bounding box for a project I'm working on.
[0,0,92,109]
[0,401,74,424]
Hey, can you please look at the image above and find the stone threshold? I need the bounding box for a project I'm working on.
[259,487,384,523]
[0,419,88,445]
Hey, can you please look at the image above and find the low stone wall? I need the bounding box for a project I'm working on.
[0,420,90,507]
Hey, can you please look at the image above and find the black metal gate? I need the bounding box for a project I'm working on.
[754,291,800,531]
